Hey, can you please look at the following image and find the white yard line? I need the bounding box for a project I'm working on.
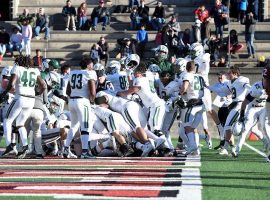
[243,142,267,157]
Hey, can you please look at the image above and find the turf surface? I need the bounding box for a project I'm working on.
[200,139,270,200]
[0,138,270,199]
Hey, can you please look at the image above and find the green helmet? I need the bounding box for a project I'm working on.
[48,59,60,69]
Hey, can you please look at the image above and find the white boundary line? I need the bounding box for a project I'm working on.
[243,142,267,157]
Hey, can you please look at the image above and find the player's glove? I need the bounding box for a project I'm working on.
[174,97,187,109]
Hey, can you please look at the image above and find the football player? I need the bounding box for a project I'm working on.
[214,66,250,155]
[233,80,269,157]
[63,57,97,159]
[0,55,46,158]
[179,61,205,155]
[106,60,129,92]
[117,63,166,139]
[186,43,223,145]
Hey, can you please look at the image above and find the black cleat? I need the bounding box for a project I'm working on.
[1,143,18,156]
[17,145,28,159]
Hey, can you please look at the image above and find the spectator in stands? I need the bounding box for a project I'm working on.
[91,0,110,31]
[238,0,248,23]
[17,9,36,30]
[90,43,102,64]
[136,24,148,58]
[137,0,150,28]
[167,28,179,57]
[34,8,50,40]
[77,2,88,30]
[178,28,192,57]
[243,12,256,59]
[227,29,244,54]
[0,26,10,53]
[130,7,140,30]
[166,15,181,38]
[216,56,227,67]
[161,25,170,46]
[62,0,77,31]
[151,1,166,30]
[97,36,109,66]
[7,27,23,56]
[129,0,140,11]
[117,38,136,58]
[0,43,6,62]
[21,19,32,56]
[33,49,43,69]
[155,29,163,45]
[210,0,229,42]
[194,5,210,43]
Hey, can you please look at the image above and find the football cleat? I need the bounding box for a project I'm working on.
[141,141,155,157]
[1,143,18,156]
[17,145,28,159]
[80,151,95,159]
[63,147,77,159]
[185,146,198,156]
[266,152,270,163]
[218,148,229,156]
[214,140,225,150]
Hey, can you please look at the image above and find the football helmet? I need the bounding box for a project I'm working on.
[1,66,12,78]
[175,58,187,73]
[48,59,60,70]
[47,95,62,114]
[189,42,204,59]
[125,54,140,70]
[107,60,121,74]
[155,45,169,60]
[45,71,60,89]
[93,63,104,71]
[148,64,161,73]
[41,59,50,72]
[232,121,244,136]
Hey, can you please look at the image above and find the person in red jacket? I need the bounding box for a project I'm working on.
[194,5,210,42]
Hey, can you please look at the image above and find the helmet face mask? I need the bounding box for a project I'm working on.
[175,58,187,74]
[189,43,204,59]
[125,54,140,70]
[155,45,168,60]
[107,60,121,74]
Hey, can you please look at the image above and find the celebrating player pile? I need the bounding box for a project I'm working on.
[0,44,269,161]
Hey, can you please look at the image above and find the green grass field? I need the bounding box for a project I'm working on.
[0,138,270,199]
[200,139,270,200]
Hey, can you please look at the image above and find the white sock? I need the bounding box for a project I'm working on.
[81,133,89,150]
[178,125,189,145]
[165,131,174,150]
[3,119,12,146]
[217,124,224,140]
[145,129,158,140]
[65,129,75,147]
[18,127,28,146]
[89,132,110,141]
[195,133,199,148]
[135,142,144,150]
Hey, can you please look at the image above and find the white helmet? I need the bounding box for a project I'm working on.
[175,58,187,73]
[189,43,204,59]
[155,45,169,59]
[42,59,50,71]
[93,63,104,71]
[232,121,244,136]
[125,54,140,70]
[148,64,161,73]
[107,60,121,74]
[45,71,60,89]
[1,66,12,77]
[48,95,63,114]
